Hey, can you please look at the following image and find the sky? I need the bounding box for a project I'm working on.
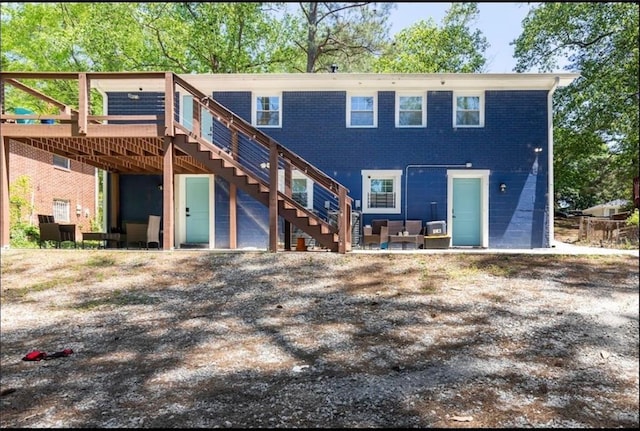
[388,2,540,73]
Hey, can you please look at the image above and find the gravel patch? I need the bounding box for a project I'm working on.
[1,249,638,428]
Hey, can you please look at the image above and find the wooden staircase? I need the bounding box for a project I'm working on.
[0,71,353,252]
[173,131,341,251]
[170,75,352,252]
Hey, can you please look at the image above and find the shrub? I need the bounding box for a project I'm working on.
[626,209,639,226]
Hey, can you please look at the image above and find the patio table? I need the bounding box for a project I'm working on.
[81,232,122,249]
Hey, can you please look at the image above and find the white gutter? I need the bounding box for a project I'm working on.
[548,76,560,247]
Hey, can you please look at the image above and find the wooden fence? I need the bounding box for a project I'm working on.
[578,216,639,245]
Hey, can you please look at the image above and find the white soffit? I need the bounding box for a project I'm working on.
[92,72,580,93]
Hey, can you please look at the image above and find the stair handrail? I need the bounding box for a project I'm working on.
[171,74,348,197]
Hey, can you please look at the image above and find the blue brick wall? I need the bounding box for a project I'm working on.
[116,174,163,226]
[109,87,551,249]
[107,92,165,124]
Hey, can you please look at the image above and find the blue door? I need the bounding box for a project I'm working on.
[185,177,210,244]
[452,178,481,246]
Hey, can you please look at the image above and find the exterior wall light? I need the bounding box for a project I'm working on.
[499,183,507,193]
[534,147,543,153]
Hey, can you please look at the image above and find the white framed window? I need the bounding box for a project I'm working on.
[453,91,484,127]
[396,93,426,127]
[278,170,314,209]
[53,199,70,222]
[347,93,377,127]
[361,170,402,214]
[252,93,281,128]
[53,154,70,170]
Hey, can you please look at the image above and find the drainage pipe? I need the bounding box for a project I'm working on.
[403,162,473,224]
[547,76,560,247]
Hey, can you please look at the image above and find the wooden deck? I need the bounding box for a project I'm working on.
[1,72,353,252]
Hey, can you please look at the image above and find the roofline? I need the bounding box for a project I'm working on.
[91,72,581,93]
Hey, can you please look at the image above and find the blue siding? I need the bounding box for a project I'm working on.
[109,86,552,249]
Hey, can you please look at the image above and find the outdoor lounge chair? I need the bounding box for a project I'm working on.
[37,214,76,248]
[404,219,425,248]
[386,220,404,236]
[146,215,161,249]
[363,219,389,249]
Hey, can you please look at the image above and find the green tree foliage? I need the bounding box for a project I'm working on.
[373,3,488,73]
[9,175,33,226]
[283,2,393,73]
[1,2,293,73]
[513,2,639,210]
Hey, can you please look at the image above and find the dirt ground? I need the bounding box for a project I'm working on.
[1,235,638,428]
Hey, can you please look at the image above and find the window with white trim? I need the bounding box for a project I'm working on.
[53,199,70,222]
[53,154,70,170]
[361,170,402,214]
[252,93,281,127]
[396,93,426,127]
[347,93,377,127]
[278,170,314,209]
[453,91,484,127]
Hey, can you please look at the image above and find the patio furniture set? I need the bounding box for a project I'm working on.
[362,219,451,250]
[37,214,161,249]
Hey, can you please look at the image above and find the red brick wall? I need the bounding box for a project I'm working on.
[9,140,98,238]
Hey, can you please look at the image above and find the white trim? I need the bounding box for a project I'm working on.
[92,73,580,93]
[347,92,377,128]
[548,77,559,246]
[175,174,215,249]
[251,92,282,128]
[361,169,402,214]
[447,169,490,248]
[52,154,70,170]
[395,92,427,128]
[453,91,485,128]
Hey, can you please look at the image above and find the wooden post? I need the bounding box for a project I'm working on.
[0,137,10,249]
[78,73,88,135]
[268,141,279,252]
[284,160,292,250]
[162,137,174,250]
[229,131,238,249]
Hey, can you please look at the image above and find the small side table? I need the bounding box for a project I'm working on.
[82,232,122,249]
[423,235,451,249]
[388,234,421,250]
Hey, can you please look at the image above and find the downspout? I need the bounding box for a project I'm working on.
[548,76,560,247]
[404,162,472,224]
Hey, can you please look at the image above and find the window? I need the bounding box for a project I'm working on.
[53,199,70,222]
[347,93,377,127]
[278,170,314,208]
[361,170,402,214]
[182,95,214,140]
[253,94,281,127]
[454,92,484,127]
[53,154,70,170]
[396,93,426,127]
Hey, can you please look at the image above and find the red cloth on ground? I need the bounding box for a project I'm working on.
[22,350,47,361]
